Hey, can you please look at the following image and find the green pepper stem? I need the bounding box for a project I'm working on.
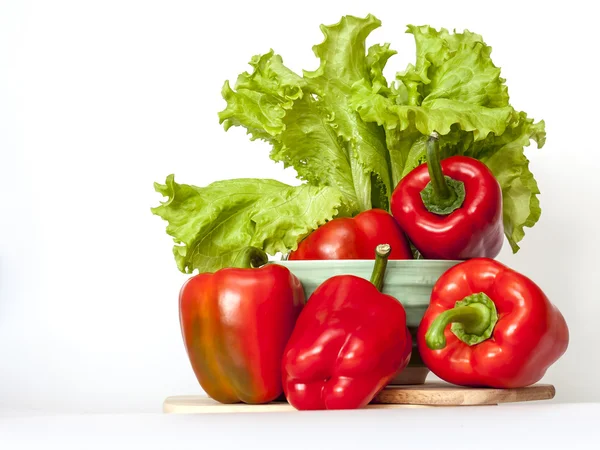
[425,293,499,350]
[232,246,269,269]
[426,132,452,200]
[420,132,466,215]
[370,244,392,292]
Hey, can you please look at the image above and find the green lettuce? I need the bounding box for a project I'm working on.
[151,175,345,274]
[218,14,394,213]
[302,15,392,211]
[153,14,546,274]
[350,23,545,252]
[477,113,545,252]
[219,51,361,213]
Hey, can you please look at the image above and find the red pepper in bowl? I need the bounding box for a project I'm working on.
[282,244,412,410]
[288,208,413,260]
[417,258,569,388]
[390,133,504,260]
[179,247,305,404]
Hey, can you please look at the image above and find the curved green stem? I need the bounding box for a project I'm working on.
[425,292,498,350]
[232,246,269,269]
[426,132,452,200]
[370,244,392,292]
[420,132,466,215]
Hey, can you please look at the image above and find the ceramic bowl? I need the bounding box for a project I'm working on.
[272,258,462,384]
[273,259,461,328]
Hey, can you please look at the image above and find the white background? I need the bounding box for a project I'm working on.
[1,0,598,416]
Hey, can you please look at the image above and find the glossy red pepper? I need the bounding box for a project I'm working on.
[417,258,569,388]
[390,133,504,260]
[282,244,412,410]
[289,208,413,260]
[179,247,305,404]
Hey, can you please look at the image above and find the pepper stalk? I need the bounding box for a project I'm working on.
[370,244,392,291]
[425,292,499,349]
[420,132,466,215]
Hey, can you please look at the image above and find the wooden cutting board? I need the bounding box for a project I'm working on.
[163,383,555,414]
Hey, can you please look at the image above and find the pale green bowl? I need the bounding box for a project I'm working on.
[273,259,461,328]
[272,259,462,384]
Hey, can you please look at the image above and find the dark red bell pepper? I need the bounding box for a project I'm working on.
[417,258,569,388]
[282,244,412,410]
[179,247,305,404]
[288,208,413,260]
[390,133,504,260]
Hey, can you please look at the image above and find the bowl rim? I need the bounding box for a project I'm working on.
[270,258,464,266]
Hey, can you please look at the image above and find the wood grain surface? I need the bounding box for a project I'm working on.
[163,383,555,414]
[373,383,555,405]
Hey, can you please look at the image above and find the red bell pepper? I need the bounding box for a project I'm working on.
[179,247,305,404]
[288,208,413,260]
[417,258,569,388]
[390,133,504,260]
[282,244,412,410]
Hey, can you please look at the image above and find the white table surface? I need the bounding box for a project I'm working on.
[1,402,599,450]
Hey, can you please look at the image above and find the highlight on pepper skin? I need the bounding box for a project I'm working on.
[150,14,569,411]
[179,250,306,405]
[390,134,504,261]
[289,209,413,261]
[417,258,569,389]
[281,244,413,410]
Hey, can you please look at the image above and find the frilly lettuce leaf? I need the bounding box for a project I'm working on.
[219,50,306,140]
[219,50,360,213]
[477,113,546,252]
[351,22,545,252]
[351,24,514,178]
[218,14,393,213]
[366,43,397,95]
[151,175,345,274]
[302,14,393,210]
[154,15,547,274]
